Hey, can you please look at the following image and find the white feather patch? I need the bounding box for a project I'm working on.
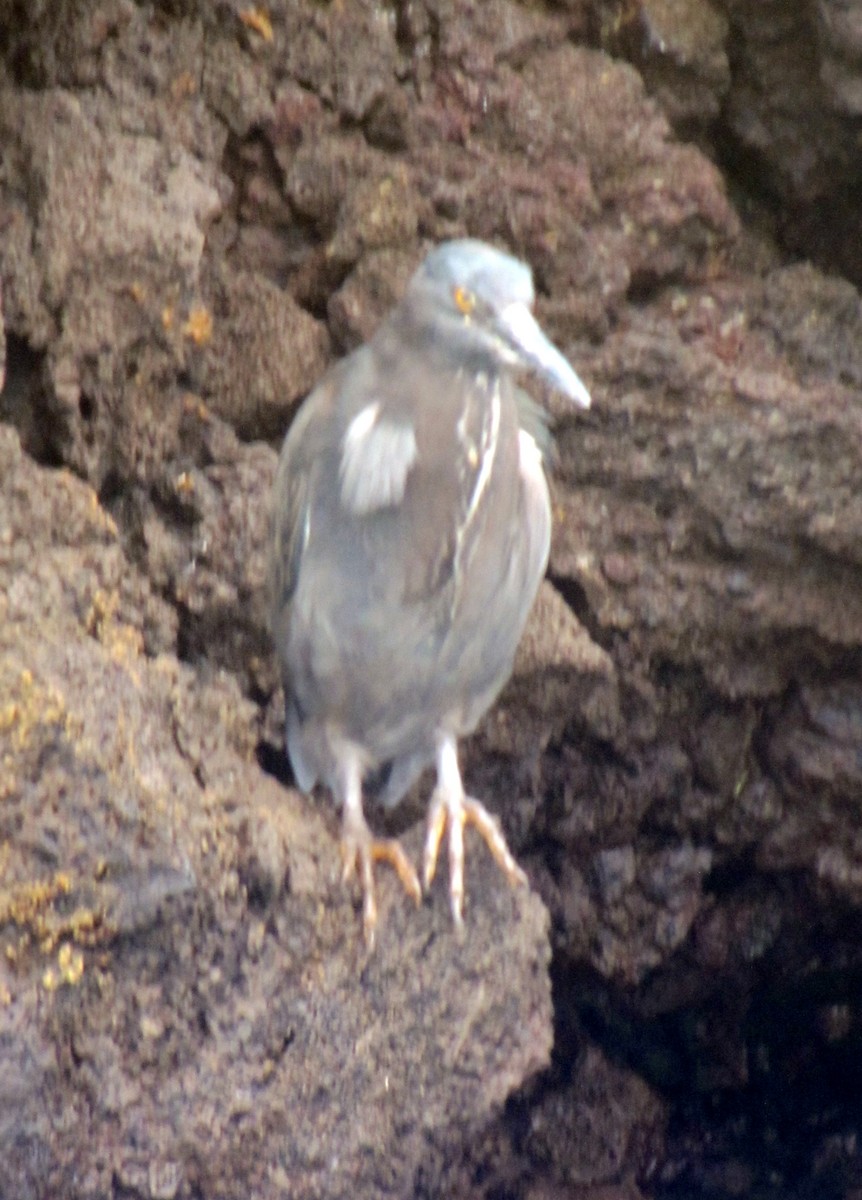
[518,426,544,480]
[340,402,419,515]
[518,426,551,581]
[459,382,500,537]
[452,382,501,579]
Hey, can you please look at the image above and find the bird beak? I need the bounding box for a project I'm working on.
[497,302,591,409]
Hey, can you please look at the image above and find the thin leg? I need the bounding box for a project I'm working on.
[339,751,421,945]
[423,734,528,924]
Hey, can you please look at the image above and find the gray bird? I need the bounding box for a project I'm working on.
[270,239,590,940]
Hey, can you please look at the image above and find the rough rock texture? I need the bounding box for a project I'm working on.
[602,0,862,285]
[0,422,551,1200]
[1,2,862,1199]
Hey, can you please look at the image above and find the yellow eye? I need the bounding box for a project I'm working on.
[454,285,475,315]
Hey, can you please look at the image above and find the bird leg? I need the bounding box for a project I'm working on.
[339,753,421,944]
[423,734,528,925]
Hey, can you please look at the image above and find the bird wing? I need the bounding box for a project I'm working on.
[513,384,553,465]
[272,354,529,616]
[269,369,343,631]
[329,366,506,613]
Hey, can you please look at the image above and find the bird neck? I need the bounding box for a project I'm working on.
[378,301,503,385]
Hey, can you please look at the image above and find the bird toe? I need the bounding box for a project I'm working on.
[462,796,529,889]
[423,784,527,926]
[341,820,421,946]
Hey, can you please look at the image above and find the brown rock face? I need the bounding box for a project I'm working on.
[1,2,862,1198]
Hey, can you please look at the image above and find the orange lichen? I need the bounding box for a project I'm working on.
[171,70,198,99]
[239,7,274,41]
[84,588,144,667]
[175,470,195,496]
[183,392,211,422]
[182,306,213,346]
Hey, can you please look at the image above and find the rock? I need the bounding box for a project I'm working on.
[2,0,862,1194]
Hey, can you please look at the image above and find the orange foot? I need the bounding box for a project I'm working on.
[423,735,528,925]
[341,812,421,946]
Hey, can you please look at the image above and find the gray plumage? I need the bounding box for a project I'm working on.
[270,239,590,938]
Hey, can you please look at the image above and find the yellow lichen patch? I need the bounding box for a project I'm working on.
[43,943,88,991]
[0,670,69,753]
[57,942,85,986]
[0,701,20,736]
[85,586,119,638]
[0,872,72,932]
[162,305,175,332]
[239,7,274,41]
[182,306,213,346]
[109,623,144,669]
[84,588,144,669]
[1,873,108,970]
[42,906,103,954]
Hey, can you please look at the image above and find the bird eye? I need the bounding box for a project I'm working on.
[453,286,476,315]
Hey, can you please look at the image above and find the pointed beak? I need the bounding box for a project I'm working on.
[496,302,591,409]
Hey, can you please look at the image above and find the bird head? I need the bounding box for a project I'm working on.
[405,239,591,409]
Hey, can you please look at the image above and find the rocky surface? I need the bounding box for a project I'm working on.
[1,2,861,1198]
